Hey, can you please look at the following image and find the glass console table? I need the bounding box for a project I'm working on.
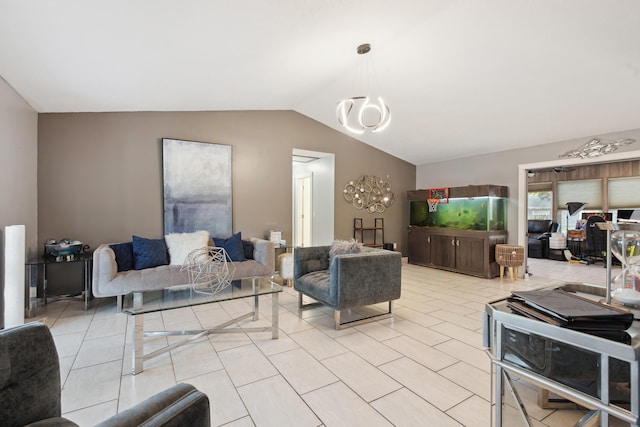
[483,283,640,426]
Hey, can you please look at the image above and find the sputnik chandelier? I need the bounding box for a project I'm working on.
[559,137,635,159]
[337,43,391,134]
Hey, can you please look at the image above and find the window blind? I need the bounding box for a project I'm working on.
[528,182,552,192]
[608,177,640,209]
[557,179,602,210]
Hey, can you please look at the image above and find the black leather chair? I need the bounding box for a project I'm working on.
[0,322,211,427]
[527,220,559,258]
[583,215,607,264]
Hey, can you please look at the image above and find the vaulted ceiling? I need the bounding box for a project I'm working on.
[1,1,639,165]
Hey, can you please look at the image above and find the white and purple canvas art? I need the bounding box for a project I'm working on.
[162,138,232,238]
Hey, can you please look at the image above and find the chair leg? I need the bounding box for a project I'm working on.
[334,301,394,330]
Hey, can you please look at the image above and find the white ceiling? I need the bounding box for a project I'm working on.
[1,0,639,165]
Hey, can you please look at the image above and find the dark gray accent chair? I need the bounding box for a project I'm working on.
[293,246,402,329]
[0,322,210,427]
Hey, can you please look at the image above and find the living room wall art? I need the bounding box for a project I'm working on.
[343,175,395,213]
[162,138,232,238]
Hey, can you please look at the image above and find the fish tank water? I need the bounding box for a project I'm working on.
[410,197,507,231]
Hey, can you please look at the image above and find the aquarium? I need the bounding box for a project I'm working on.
[410,197,507,231]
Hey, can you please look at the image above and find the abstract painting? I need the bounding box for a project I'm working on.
[162,138,232,238]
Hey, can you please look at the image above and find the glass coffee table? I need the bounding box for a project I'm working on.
[122,277,282,375]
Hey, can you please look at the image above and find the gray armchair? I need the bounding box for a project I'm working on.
[0,322,210,427]
[294,245,402,329]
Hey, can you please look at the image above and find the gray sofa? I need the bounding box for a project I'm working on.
[294,245,402,329]
[0,322,210,427]
[93,237,274,307]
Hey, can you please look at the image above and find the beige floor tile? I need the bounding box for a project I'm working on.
[371,387,462,426]
[238,375,320,427]
[161,307,199,328]
[85,314,128,340]
[62,400,119,426]
[170,339,223,381]
[322,352,401,402]
[380,357,472,411]
[195,304,234,327]
[446,395,491,427]
[392,306,444,327]
[386,319,451,346]
[218,343,278,387]
[187,370,249,427]
[59,355,75,388]
[439,361,492,401]
[276,309,315,334]
[117,363,176,411]
[50,313,92,335]
[52,330,85,358]
[289,328,349,360]
[73,333,126,369]
[383,335,457,371]
[434,339,492,373]
[429,321,485,349]
[336,330,402,366]
[249,329,300,356]
[304,314,359,338]
[303,381,392,427]
[428,309,481,330]
[353,320,403,341]
[209,332,254,352]
[61,360,123,413]
[269,347,338,394]
[221,416,258,427]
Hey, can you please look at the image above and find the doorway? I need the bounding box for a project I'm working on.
[292,149,335,248]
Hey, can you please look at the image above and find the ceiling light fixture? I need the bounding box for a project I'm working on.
[337,43,391,135]
[559,137,635,159]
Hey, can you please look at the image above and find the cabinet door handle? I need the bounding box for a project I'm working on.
[427,236,430,243]
[451,239,455,246]
[456,240,460,247]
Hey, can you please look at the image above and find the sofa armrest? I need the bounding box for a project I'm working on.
[95,383,210,427]
[250,238,275,274]
[331,249,402,309]
[92,244,118,298]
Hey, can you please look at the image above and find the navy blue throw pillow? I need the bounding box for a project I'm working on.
[242,240,254,260]
[109,242,134,272]
[213,232,246,262]
[132,235,169,270]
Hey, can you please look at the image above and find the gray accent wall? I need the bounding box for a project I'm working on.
[0,77,38,329]
[37,111,415,254]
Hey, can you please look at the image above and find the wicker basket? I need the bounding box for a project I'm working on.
[495,244,525,267]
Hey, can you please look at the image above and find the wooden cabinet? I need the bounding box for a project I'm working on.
[408,227,430,265]
[408,227,507,278]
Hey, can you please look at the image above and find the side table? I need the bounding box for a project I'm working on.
[495,244,524,281]
[25,253,93,317]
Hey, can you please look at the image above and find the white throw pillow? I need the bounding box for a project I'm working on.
[165,230,210,265]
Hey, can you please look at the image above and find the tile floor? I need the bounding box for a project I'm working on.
[32,257,616,426]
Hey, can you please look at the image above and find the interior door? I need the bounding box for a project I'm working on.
[294,174,312,247]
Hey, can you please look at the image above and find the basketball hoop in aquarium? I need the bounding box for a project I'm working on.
[427,198,440,212]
